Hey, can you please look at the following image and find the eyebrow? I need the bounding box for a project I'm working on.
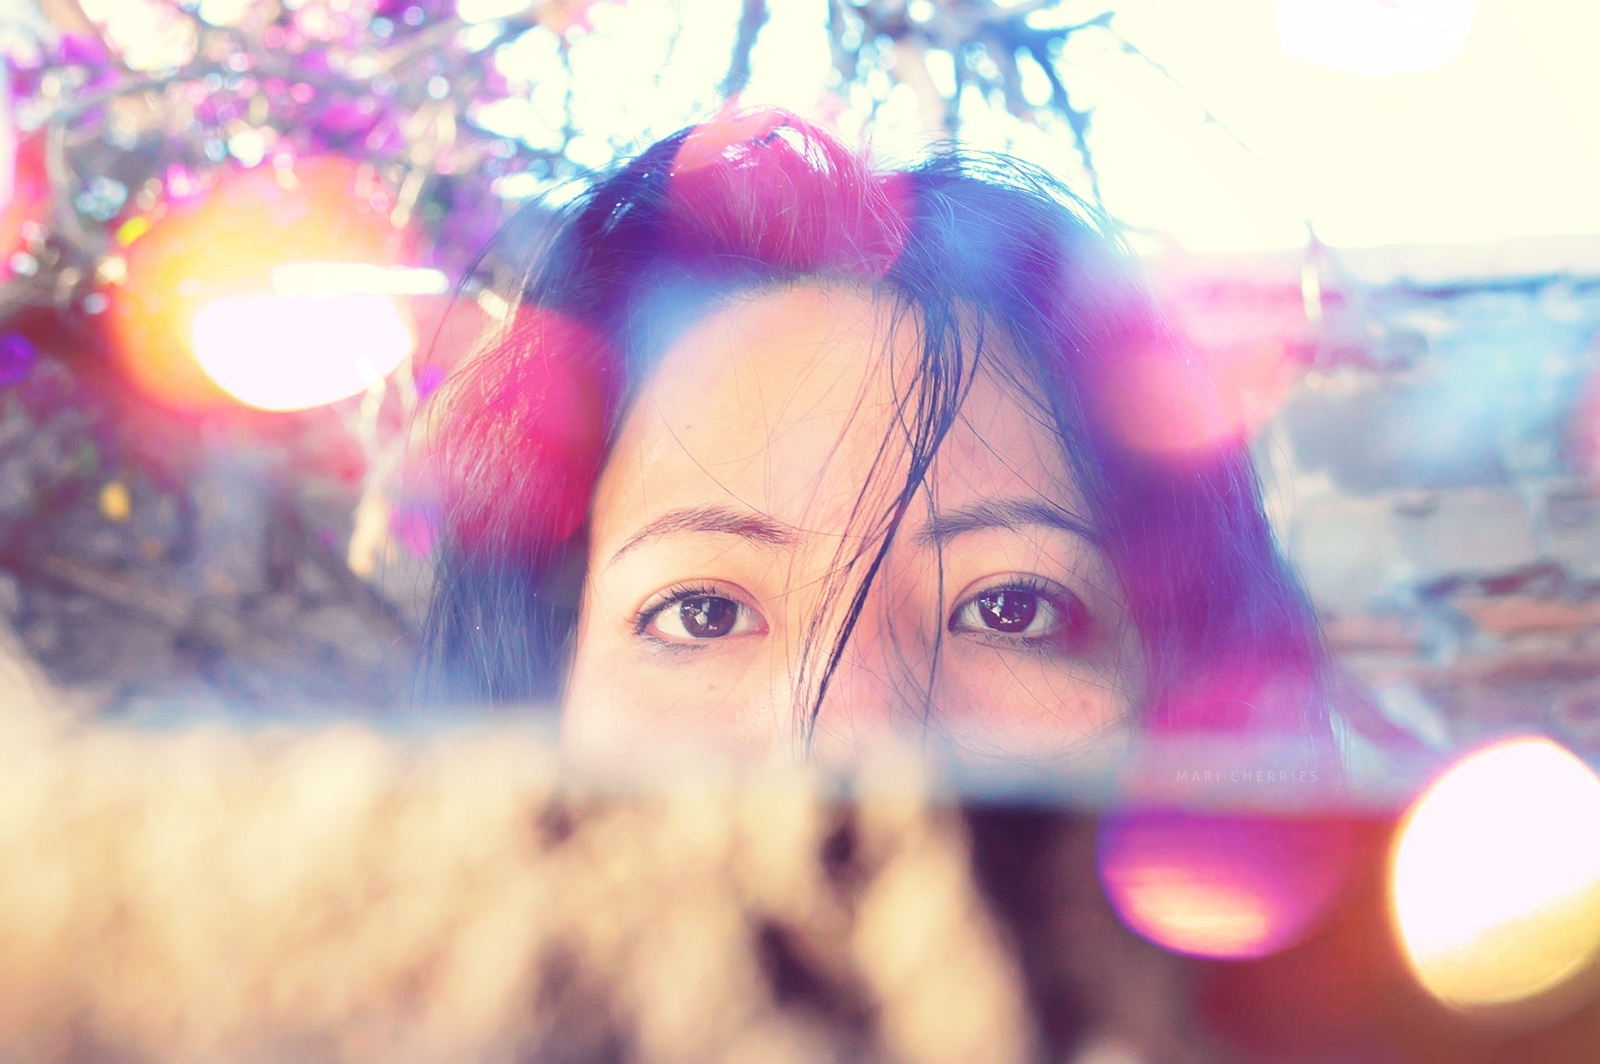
[915,498,1099,548]
[606,505,799,568]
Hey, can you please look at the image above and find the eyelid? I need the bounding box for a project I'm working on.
[949,574,1072,612]
[632,581,767,641]
[947,574,1088,642]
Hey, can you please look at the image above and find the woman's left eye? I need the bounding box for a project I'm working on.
[949,585,1081,642]
[644,593,765,642]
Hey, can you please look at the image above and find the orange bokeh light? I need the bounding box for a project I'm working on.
[107,157,414,412]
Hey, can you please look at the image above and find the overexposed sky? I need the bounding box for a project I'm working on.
[489,0,1600,253]
[1088,0,1600,250]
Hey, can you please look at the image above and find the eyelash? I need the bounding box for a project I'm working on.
[948,575,1089,651]
[632,582,743,640]
[631,577,1089,650]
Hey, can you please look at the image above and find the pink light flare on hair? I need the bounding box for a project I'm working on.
[435,308,611,555]
[666,108,910,281]
[435,109,914,559]
[1092,339,1297,459]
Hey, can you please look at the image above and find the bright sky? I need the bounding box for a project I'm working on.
[1083,0,1600,250]
[487,0,1600,253]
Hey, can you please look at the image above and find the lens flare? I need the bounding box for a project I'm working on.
[0,136,50,270]
[1389,736,1600,1010]
[1099,348,1286,456]
[109,156,413,412]
[1097,811,1350,960]
[191,293,413,412]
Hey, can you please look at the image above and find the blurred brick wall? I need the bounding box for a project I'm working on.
[1158,237,1600,758]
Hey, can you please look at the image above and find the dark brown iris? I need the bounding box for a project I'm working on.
[976,590,1038,633]
[679,596,740,638]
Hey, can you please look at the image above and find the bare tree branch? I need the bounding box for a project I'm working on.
[826,0,858,84]
[1025,38,1103,207]
[721,0,769,101]
[892,39,950,136]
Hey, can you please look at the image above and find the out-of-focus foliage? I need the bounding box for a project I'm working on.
[0,0,1139,321]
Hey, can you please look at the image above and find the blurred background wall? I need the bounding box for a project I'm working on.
[1165,237,1600,762]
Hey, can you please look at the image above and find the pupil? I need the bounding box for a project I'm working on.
[680,596,738,638]
[979,590,1037,633]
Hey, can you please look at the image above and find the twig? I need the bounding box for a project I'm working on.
[1101,24,1265,165]
[825,0,858,85]
[721,0,769,100]
[1024,37,1102,208]
[37,553,192,629]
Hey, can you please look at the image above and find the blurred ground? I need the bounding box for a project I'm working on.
[0,638,1202,1064]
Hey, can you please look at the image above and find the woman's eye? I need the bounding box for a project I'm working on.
[645,594,764,642]
[949,586,1081,642]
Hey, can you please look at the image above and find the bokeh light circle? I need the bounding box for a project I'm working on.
[108,157,413,412]
[1389,736,1600,1010]
[189,293,413,413]
[1097,810,1351,960]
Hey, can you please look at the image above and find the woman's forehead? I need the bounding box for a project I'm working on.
[591,282,1079,543]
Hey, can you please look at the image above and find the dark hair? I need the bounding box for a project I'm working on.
[420,109,1333,746]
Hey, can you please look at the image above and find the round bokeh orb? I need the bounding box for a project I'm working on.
[108,156,414,413]
[1097,809,1352,960]
[1390,736,1600,1011]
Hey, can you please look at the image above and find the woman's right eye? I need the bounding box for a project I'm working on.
[644,594,765,642]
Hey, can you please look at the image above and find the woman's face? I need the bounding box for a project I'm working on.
[563,284,1144,766]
